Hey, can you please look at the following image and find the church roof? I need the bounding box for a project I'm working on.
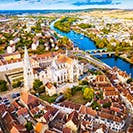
[56,55,73,64]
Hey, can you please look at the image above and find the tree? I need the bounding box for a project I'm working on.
[33,79,43,91]
[25,121,33,132]
[127,78,133,83]
[12,81,21,88]
[0,80,8,92]
[130,55,133,63]
[83,87,94,102]
[91,101,101,111]
[64,88,72,99]
[103,102,111,108]
[79,80,89,85]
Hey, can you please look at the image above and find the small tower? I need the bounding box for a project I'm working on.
[23,46,34,91]
[65,48,68,56]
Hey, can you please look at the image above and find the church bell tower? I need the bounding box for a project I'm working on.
[23,46,33,91]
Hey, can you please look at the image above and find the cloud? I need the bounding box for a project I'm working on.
[0,0,132,10]
[73,0,118,6]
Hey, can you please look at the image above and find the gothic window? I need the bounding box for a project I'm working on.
[58,76,60,82]
[73,65,77,73]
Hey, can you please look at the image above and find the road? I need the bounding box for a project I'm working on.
[0,87,24,102]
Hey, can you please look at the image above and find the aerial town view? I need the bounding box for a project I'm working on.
[0,0,133,133]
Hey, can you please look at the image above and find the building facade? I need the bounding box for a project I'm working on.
[23,47,84,91]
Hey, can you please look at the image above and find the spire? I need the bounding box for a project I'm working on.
[65,48,68,56]
[24,46,31,68]
[51,58,57,70]
[23,46,33,91]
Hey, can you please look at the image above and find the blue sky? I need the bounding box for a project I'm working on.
[0,0,133,10]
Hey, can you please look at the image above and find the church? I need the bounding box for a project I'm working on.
[24,47,84,91]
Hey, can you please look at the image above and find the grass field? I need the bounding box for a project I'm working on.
[68,91,88,104]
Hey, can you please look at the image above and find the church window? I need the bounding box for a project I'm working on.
[58,76,60,82]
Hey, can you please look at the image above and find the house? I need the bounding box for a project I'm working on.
[1,52,21,61]
[65,111,79,132]
[63,127,72,133]
[127,121,133,133]
[17,107,29,117]
[31,39,39,50]
[48,110,66,132]
[45,82,56,96]
[95,124,107,133]
[7,44,15,54]
[79,105,97,117]
[117,71,130,83]
[97,110,125,132]
[95,75,108,84]
[103,90,119,98]
[2,111,27,133]
[10,125,28,133]
[20,91,41,110]
[34,122,48,133]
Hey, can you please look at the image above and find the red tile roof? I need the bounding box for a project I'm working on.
[17,107,28,116]
[20,91,39,106]
[63,127,72,133]
[79,105,97,117]
[67,111,79,126]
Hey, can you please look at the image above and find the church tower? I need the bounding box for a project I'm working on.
[23,46,34,91]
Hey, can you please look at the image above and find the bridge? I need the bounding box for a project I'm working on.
[90,51,122,56]
[85,48,123,56]
[71,50,112,70]
[85,48,107,53]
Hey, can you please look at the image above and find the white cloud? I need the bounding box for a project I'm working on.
[0,0,132,10]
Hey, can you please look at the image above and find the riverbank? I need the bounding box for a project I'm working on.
[120,55,133,65]
[72,27,133,65]
[50,20,133,77]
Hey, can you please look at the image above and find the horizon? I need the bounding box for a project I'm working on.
[0,0,133,10]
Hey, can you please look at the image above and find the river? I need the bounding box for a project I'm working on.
[50,21,133,77]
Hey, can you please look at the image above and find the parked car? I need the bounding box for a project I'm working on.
[11,93,20,99]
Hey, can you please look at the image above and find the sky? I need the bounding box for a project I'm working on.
[0,0,133,10]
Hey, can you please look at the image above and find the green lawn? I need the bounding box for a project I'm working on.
[39,93,58,103]
[68,91,88,104]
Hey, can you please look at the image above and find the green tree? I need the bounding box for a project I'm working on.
[64,88,72,99]
[12,81,21,88]
[83,87,94,101]
[79,80,89,85]
[127,78,133,83]
[25,121,33,132]
[33,79,43,91]
[0,80,8,92]
[91,101,101,111]
[103,102,111,108]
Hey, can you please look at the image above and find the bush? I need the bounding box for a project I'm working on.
[0,80,8,92]
[79,80,89,85]
[91,101,101,111]
[33,79,43,91]
[127,78,133,83]
[25,121,33,132]
[12,81,21,88]
[103,102,111,108]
